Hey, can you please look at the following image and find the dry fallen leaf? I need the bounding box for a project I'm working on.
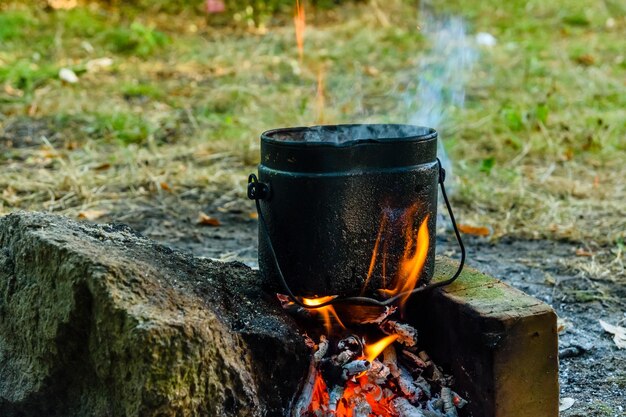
[575,54,595,66]
[93,163,111,171]
[78,210,108,221]
[249,212,258,220]
[599,320,626,349]
[559,397,576,412]
[458,224,491,237]
[575,248,593,257]
[3,84,23,97]
[197,212,221,227]
[365,66,380,76]
[557,317,569,333]
[160,182,171,191]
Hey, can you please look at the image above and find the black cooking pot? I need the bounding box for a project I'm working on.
[248,124,464,305]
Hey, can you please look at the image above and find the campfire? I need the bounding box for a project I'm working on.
[286,304,468,417]
[247,124,467,417]
[280,212,466,417]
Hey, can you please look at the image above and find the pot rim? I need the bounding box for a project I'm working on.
[261,124,437,148]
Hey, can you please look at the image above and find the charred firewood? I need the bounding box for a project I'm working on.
[361,382,384,401]
[342,359,370,380]
[337,334,364,354]
[314,336,329,362]
[303,334,316,349]
[293,314,467,415]
[328,335,363,367]
[291,336,329,417]
[333,349,357,366]
[351,395,373,417]
[382,344,401,378]
[414,375,432,398]
[418,351,450,385]
[441,387,464,417]
[361,306,397,325]
[402,349,428,370]
[291,370,316,416]
[381,320,418,347]
[328,384,345,412]
[422,409,445,417]
[392,397,427,417]
[426,396,444,414]
[397,365,424,401]
[452,391,467,409]
[366,359,390,384]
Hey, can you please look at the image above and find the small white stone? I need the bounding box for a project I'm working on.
[606,17,616,28]
[59,68,79,84]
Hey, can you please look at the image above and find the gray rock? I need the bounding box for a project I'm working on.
[0,212,307,417]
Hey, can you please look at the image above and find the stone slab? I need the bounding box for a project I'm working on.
[0,212,308,417]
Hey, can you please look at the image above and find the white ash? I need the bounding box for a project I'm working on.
[328,385,345,412]
[366,359,391,384]
[397,365,423,401]
[351,396,373,417]
[381,320,418,347]
[392,397,426,417]
[342,359,371,380]
[383,345,402,379]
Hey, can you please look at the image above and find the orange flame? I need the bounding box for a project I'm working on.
[302,296,345,334]
[362,213,388,293]
[294,0,306,62]
[370,206,429,308]
[395,212,430,306]
[364,334,399,362]
[310,372,329,411]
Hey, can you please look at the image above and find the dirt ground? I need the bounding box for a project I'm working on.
[97,192,625,417]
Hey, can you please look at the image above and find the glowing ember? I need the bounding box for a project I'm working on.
[294,0,306,62]
[297,331,467,417]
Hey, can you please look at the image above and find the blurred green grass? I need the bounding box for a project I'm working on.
[0,0,624,272]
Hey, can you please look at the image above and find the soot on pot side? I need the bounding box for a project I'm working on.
[257,124,439,298]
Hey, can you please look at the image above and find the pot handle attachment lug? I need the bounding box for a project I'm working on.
[247,157,466,309]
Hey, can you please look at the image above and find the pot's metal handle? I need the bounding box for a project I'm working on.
[248,158,466,309]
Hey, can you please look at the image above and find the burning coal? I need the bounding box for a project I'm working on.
[289,307,467,417]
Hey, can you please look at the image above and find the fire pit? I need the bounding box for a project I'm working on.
[244,124,558,417]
